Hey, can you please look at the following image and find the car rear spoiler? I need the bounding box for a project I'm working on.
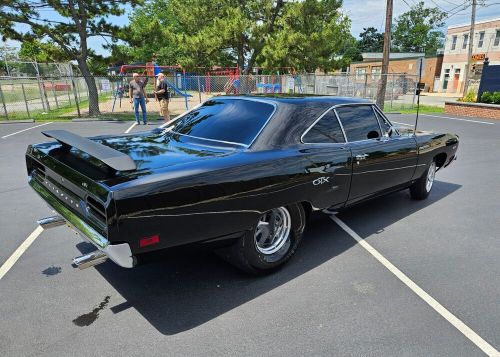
[42,130,137,171]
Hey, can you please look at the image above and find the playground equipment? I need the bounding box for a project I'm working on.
[110,63,192,112]
[204,67,240,94]
[253,68,303,94]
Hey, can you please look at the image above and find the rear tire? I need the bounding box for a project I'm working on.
[410,160,437,200]
[219,203,306,275]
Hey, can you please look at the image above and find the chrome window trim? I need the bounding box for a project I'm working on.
[162,97,277,148]
[333,109,348,143]
[370,105,384,136]
[300,106,347,144]
[372,105,400,136]
[333,102,386,143]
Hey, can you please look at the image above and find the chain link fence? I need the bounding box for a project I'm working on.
[0,73,419,121]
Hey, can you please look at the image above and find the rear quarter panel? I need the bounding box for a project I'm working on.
[110,147,349,254]
[412,133,459,179]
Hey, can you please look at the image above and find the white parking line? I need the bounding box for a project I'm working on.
[329,215,500,356]
[1,122,53,139]
[124,122,137,134]
[421,114,495,125]
[392,121,414,127]
[0,226,44,280]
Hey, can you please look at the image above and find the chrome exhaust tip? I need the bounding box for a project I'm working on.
[38,215,66,229]
[72,251,108,270]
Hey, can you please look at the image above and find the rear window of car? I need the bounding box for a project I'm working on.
[171,98,275,145]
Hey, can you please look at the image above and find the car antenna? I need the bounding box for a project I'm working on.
[414,58,424,135]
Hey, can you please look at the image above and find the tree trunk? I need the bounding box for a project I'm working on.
[77,58,100,116]
[237,42,245,74]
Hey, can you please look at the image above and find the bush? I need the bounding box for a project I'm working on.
[480,91,494,104]
[458,91,476,102]
[493,92,500,105]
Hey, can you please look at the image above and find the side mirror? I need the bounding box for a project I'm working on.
[367,130,379,139]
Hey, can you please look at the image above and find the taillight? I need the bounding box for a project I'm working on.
[139,235,160,248]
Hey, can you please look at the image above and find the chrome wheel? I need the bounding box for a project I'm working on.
[254,207,291,255]
[426,161,436,192]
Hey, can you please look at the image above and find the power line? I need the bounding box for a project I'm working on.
[401,0,413,9]
[430,0,453,12]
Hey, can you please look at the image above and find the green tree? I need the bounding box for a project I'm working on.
[392,1,446,55]
[357,27,384,53]
[167,0,287,73]
[260,0,351,73]
[1,0,143,116]
[18,39,69,63]
[333,36,363,71]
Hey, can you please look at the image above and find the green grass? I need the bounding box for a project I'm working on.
[3,93,112,121]
[384,104,444,114]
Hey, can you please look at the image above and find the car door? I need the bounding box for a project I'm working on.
[301,107,352,209]
[335,104,418,203]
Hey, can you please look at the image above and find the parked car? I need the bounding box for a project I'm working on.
[26,95,459,274]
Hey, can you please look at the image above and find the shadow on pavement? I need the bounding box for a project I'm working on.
[77,180,461,335]
[337,180,462,238]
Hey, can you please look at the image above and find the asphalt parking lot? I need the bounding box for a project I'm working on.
[0,113,499,356]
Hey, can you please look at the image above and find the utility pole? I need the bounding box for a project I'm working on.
[376,0,393,109]
[462,0,477,95]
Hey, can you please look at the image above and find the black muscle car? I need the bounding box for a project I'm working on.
[26,95,459,274]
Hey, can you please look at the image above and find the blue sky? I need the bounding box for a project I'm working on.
[3,0,500,57]
[344,0,500,37]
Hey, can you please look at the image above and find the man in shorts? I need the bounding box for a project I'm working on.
[154,72,170,122]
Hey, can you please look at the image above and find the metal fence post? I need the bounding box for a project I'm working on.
[197,76,202,103]
[363,74,368,98]
[21,83,30,118]
[76,78,82,103]
[346,74,350,97]
[36,76,47,112]
[71,78,81,117]
[0,84,8,120]
[65,78,72,105]
[41,78,51,112]
[51,80,59,109]
[390,74,395,110]
[411,76,416,110]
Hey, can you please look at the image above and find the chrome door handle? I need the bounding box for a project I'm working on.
[355,154,368,160]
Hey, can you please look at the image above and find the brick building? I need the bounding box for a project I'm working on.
[438,17,500,94]
[349,53,444,92]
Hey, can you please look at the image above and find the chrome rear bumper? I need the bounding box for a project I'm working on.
[31,177,135,268]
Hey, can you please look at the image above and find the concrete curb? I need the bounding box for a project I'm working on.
[0,119,35,124]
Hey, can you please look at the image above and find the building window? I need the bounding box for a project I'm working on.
[495,30,500,46]
[462,34,468,49]
[371,67,381,80]
[478,32,485,48]
[355,67,366,80]
[451,35,457,50]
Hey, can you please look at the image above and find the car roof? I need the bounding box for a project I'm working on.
[217,95,374,150]
[224,94,372,107]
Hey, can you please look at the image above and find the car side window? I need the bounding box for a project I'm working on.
[335,105,381,141]
[302,109,345,144]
